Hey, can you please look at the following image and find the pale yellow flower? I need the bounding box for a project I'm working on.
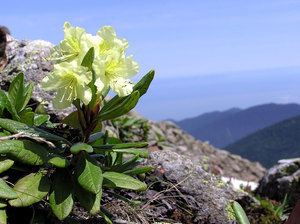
[52,22,100,64]
[93,26,139,97]
[41,62,92,109]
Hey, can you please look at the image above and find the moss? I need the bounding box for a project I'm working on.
[200,156,209,171]
[200,179,209,184]
[225,203,236,221]
[217,180,226,187]
[280,163,298,176]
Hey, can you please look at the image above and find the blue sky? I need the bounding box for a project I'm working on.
[2,0,300,120]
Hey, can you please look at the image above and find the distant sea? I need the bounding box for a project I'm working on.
[134,66,300,121]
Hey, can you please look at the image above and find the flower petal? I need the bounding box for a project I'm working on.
[52,89,72,109]
[77,84,92,105]
[110,77,134,97]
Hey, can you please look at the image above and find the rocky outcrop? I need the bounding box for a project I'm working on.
[141,150,256,223]
[0,35,73,120]
[256,158,300,207]
[147,121,266,182]
[1,35,266,183]
[1,35,265,222]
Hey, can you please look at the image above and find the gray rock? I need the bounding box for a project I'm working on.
[256,158,300,207]
[144,150,256,223]
[146,120,266,182]
[0,35,73,120]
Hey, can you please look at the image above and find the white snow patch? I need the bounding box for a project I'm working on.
[221,177,258,191]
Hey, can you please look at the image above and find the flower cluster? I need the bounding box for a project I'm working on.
[41,22,139,109]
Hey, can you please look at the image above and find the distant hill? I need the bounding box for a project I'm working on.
[225,115,300,168]
[174,103,300,148]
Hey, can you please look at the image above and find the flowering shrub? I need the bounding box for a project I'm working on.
[0,22,154,223]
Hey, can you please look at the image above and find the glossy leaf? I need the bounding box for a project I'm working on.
[103,172,147,191]
[81,47,94,71]
[0,140,49,165]
[93,147,148,158]
[8,72,24,113]
[0,208,6,224]
[0,200,6,208]
[61,110,85,130]
[101,70,154,113]
[19,111,34,125]
[123,166,154,175]
[49,170,74,220]
[88,132,104,144]
[0,179,17,199]
[110,154,139,172]
[75,182,102,215]
[97,90,140,121]
[21,82,34,111]
[9,173,50,207]
[35,104,47,114]
[0,158,14,174]
[132,70,155,97]
[75,152,103,194]
[0,118,69,144]
[34,114,50,126]
[233,201,250,224]
[0,90,18,120]
[70,143,93,155]
[47,156,70,168]
[94,142,148,149]
[0,91,10,117]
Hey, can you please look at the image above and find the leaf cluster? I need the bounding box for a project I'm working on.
[0,70,154,223]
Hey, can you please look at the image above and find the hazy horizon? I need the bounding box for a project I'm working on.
[2,0,300,121]
[134,66,300,121]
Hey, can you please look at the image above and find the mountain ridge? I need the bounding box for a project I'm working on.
[225,114,300,168]
[174,103,300,148]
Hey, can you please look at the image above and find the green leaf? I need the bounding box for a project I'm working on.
[132,70,155,97]
[75,152,103,194]
[49,170,74,220]
[21,82,34,111]
[0,90,18,120]
[0,140,49,166]
[0,200,6,208]
[275,194,288,215]
[0,179,17,199]
[110,154,139,172]
[9,173,50,207]
[103,172,147,191]
[34,114,50,126]
[123,166,154,175]
[0,208,6,224]
[70,143,93,155]
[34,104,47,114]
[88,132,104,144]
[91,122,102,135]
[8,72,24,113]
[232,201,250,224]
[0,118,69,144]
[97,90,140,121]
[75,181,102,215]
[99,207,113,224]
[107,191,141,205]
[81,47,94,71]
[101,70,154,113]
[94,142,148,149]
[0,158,14,174]
[47,156,70,168]
[19,111,34,125]
[61,110,85,130]
[93,147,148,158]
